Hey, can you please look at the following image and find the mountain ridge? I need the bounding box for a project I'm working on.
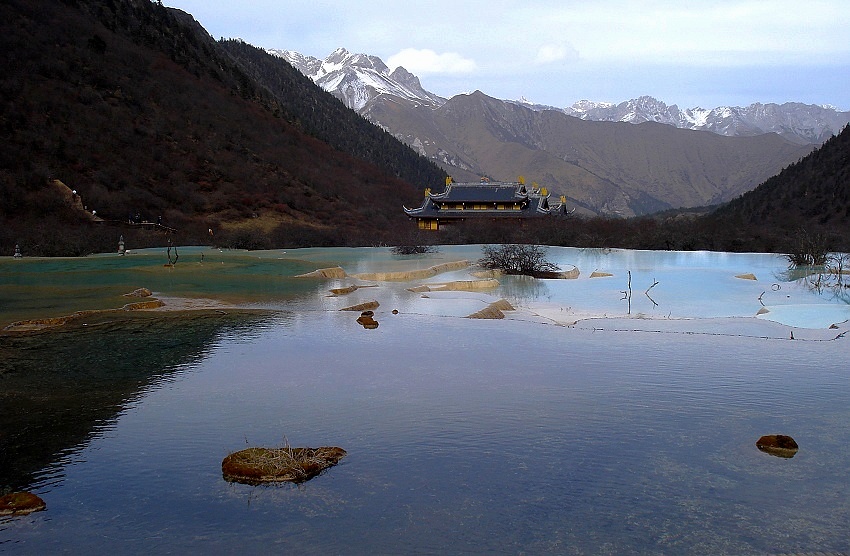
[2,2,845,257]
[276,48,849,146]
[401,90,813,216]
[274,48,814,217]
[561,96,849,145]
[0,0,445,255]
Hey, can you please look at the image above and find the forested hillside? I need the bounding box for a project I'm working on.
[0,0,445,255]
[710,125,850,239]
[218,40,443,189]
[0,0,846,257]
[427,127,850,254]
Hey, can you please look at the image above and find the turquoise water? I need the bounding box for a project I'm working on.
[2,245,848,328]
[1,246,848,554]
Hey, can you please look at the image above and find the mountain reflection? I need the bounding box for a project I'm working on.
[0,310,273,492]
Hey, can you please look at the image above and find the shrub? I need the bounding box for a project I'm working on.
[478,244,559,276]
[785,229,831,267]
[391,244,438,255]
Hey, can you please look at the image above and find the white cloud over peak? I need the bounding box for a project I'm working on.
[534,44,578,65]
[387,48,477,75]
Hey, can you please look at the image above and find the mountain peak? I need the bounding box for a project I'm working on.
[272,47,445,112]
[276,48,849,145]
[389,66,422,90]
[564,97,849,143]
[327,47,351,60]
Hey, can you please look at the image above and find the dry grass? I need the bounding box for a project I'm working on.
[0,491,46,516]
[222,444,347,485]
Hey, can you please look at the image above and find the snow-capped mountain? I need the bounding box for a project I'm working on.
[563,96,850,144]
[268,47,445,112]
[275,48,848,145]
[265,48,819,216]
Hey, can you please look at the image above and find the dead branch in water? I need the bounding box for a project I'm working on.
[620,270,632,314]
[645,278,659,307]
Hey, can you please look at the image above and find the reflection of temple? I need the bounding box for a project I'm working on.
[404,177,569,231]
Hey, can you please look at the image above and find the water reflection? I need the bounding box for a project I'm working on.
[0,310,276,492]
[2,311,846,554]
[497,274,551,304]
[3,246,848,329]
[1,243,849,553]
[787,267,850,305]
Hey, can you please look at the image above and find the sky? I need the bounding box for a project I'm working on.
[163,0,850,110]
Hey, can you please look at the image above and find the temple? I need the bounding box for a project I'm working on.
[403,177,568,230]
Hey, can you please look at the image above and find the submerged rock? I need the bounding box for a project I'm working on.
[467,299,516,319]
[756,434,799,458]
[330,285,360,295]
[589,271,613,278]
[352,260,470,281]
[736,273,758,280]
[328,284,378,296]
[489,299,515,311]
[0,491,46,516]
[122,300,165,311]
[295,267,347,279]
[123,287,152,297]
[470,269,503,279]
[340,300,380,312]
[356,313,379,329]
[406,285,431,293]
[407,279,499,292]
[467,307,505,319]
[532,267,580,279]
[3,297,166,333]
[222,446,347,484]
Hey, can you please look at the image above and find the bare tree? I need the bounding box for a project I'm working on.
[478,244,559,276]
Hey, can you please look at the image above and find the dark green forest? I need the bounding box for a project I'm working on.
[0,0,847,257]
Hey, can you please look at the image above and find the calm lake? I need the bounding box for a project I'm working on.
[1,245,848,554]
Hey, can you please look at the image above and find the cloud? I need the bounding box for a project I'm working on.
[532,0,850,66]
[534,44,578,65]
[387,48,477,75]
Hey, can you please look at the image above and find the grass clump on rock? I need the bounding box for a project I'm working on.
[222,445,347,485]
[0,491,46,516]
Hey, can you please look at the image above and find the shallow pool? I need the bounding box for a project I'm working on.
[1,246,848,554]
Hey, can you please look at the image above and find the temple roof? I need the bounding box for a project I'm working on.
[427,183,527,203]
[404,180,560,219]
